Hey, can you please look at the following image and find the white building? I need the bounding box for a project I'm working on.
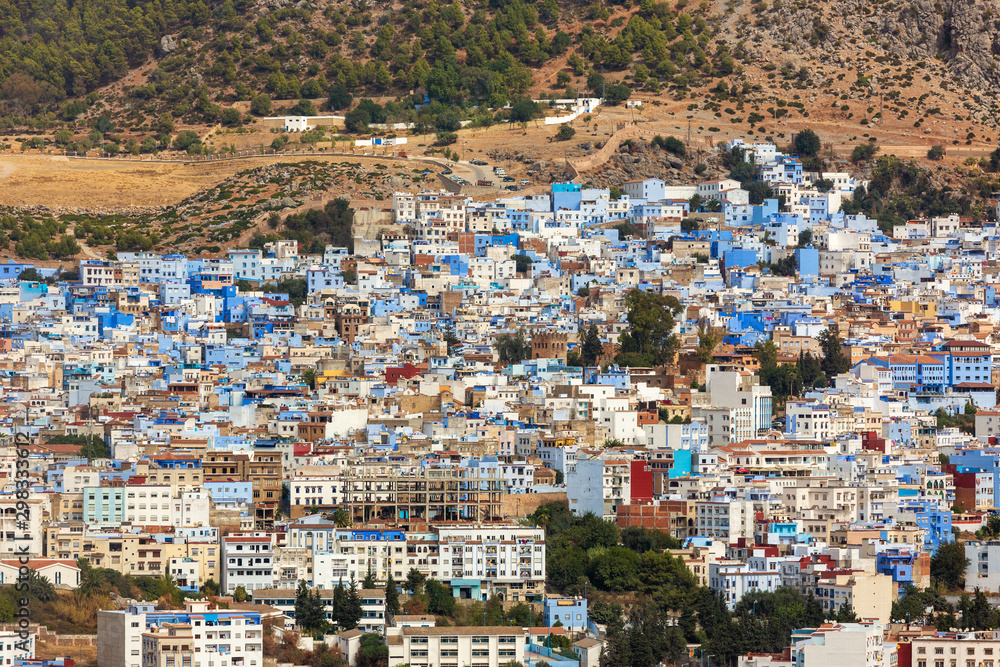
[0,630,33,665]
[98,601,263,667]
[966,541,1000,592]
[221,535,274,595]
[566,457,632,519]
[284,116,312,132]
[785,401,833,441]
[709,560,783,609]
[696,499,755,541]
[623,178,666,201]
[792,621,886,667]
[431,526,546,602]
[376,627,525,667]
[312,532,408,589]
[909,630,1000,667]
[706,368,774,435]
[0,497,44,557]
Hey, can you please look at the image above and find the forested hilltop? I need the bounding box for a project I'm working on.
[2,0,999,143]
[0,0,736,131]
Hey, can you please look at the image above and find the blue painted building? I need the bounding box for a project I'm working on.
[542,597,587,631]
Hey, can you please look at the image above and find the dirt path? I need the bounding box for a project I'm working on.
[65,223,104,259]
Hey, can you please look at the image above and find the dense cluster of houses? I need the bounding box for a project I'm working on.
[6,138,1000,667]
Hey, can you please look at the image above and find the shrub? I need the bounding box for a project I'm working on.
[221,107,241,126]
[328,84,353,111]
[653,135,686,156]
[851,142,879,163]
[172,130,200,151]
[556,125,576,141]
[250,94,272,116]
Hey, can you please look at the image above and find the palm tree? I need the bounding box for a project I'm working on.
[301,368,317,390]
[76,566,110,601]
[533,506,552,531]
[28,572,56,602]
[158,573,182,606]
[332,508,351,528]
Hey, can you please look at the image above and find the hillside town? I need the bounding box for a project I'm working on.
[5,137,1000,667]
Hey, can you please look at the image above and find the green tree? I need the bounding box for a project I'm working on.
[344,107,371,133]
[793,129,821,157]
[616,290,683,367]
[851,142,879,163]
[724,146,756,184]
[976,514,1000,539]
[384,570,400,616]
[329,84,353,111]
[295,581,328,634]
[696,318,720,364]
[965,588,993,630]
[746,181,775,206]
[301,368,317,390]
[250,94,272,116]
[555,124,576,141]
[587,546,640,591]
[363,563,376,589]
[75,558,110,601]
[652,135,686,156]
[681,218,699,233]
[202,578,221,596]
[891,584,928,623]
[0,593,17,623]
[172,130,200,151]
[494,331,531,365]
[425,578,456,616]
[580,324,603,367]
[405,568,426,595]
[290,98,316,116]
[796,351,827,389]
[341,574,363,629]
[818,326,851,382]
[156,113,175,136]
[931,541,969,590]
[18,268,42,282]
[443,324,460,351]
[331,578,346,626]
[509,99,539,124]
[604,83,632,105]
[221,107,241,126]
[233,585,249,602]
[835,602,860,622]
[27,572,56,602]
[355,632,389,667]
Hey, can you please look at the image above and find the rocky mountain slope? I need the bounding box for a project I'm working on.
[716,0,1000,122]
